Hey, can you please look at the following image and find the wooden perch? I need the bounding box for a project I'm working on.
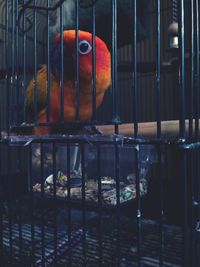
[97,120,194,137]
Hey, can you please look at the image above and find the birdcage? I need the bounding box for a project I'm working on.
[0,0,200,266]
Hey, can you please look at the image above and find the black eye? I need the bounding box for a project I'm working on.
[78,40,92,55]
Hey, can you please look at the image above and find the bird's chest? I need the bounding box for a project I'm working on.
[51,86,94,121]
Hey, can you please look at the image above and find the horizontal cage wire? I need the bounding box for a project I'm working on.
[0,1,200,267]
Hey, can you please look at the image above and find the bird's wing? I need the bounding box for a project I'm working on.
[26,65,58,122]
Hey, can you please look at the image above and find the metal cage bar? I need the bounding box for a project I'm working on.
[111,0,119,130]
[132,0,138,138]
[67,143,72,267]
[194,0,200,139]
[75,0,80,122]
[92,3,97,122]
[33,0,38,123]
[59,4,65,123]
[22,0,27,123]
[46,0,51,123]
[178,0,186,138]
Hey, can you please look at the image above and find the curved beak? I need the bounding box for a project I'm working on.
[51,45,75,81]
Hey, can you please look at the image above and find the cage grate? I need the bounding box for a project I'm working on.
[2,219,83,266]
[2,207,183,267]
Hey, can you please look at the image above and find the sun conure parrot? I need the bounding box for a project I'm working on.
[26,30,111,135]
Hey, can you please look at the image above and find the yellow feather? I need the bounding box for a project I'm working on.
[26,65,58,115]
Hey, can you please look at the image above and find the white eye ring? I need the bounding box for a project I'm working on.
[78,40,92,55]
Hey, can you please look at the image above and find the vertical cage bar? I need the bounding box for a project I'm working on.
[115,142,121,267]
[198,152,200,266]
[7,145,13,262]
[180,150,189,267]
[67,143,72,267]
[14,0,20,124]
[33,0,38,123]
[40,143,45,266]
[178,0,186,138]
[132,0,138,137]
[22,0,27,123]
[97,145,103,267]
[156,0,161,138]
[194,0,199,139]
[7,0,14,251]
[81,143,86,265]
[197,241,200,267]
[11,0,15,127]
[195,152,200,265]
[15,0,20,125]
[46,0,51,123]
[17,148,23,259]
[158,145,164,267]
[135,146,141,267]
[0,213,2,261]
[92,4,96,121]
[189,0,195,139]
[5,0,10,133]
[15,0,23,257]
[52,142,58,264]
[0,144,2,262]
[75,0,80,121]
[29,144,35,265]
[189,150,195,267]
[0,209,2,261]
[156,1,163,265]
[60,4,65,122]
[111,0,119,131]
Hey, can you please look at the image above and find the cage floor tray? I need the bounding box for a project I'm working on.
[32,173,148,208]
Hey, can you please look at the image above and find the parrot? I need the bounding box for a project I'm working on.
[26,30,111,135]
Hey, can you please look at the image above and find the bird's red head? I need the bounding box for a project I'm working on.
[53,30,111,94]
